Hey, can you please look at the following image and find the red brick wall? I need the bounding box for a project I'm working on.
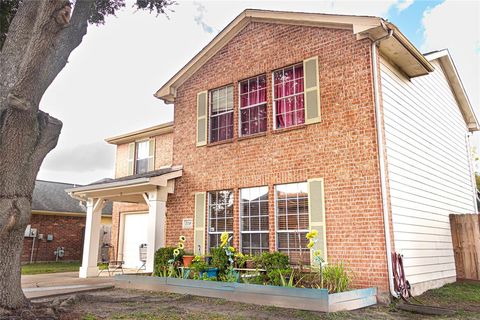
[165,22,389,291]
[22,214,86,263]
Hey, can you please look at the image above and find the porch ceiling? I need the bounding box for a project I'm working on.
[66,166,183,203]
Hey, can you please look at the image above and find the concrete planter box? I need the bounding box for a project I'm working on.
[115,275,377,312]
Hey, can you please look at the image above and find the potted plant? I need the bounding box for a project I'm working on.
[183,252,194,267]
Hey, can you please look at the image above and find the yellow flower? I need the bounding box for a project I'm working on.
[313,249,322,257]
[228,246,235,253]
[307,240,315,249]
[179,235,186,242]
[220,232,229,243]
[306,229,319,240]
[173,249,180,256]
[178,242,185,249]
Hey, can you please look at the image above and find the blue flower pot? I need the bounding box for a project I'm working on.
[200,268,218,278]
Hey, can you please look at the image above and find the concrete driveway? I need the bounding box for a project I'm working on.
[22,272,115,299]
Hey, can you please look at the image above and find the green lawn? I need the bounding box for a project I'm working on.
[21,261,81,275]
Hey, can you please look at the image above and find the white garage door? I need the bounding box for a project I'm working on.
[122,213,148,269]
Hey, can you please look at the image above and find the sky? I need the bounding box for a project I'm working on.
[37,0,480,185]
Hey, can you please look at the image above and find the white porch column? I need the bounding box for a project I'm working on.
[79,198,104,278]
[145,188,167,273]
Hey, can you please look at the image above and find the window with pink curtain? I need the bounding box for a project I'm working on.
[273,63,305,129]
[239,75,267,136]
[210,85,234,143]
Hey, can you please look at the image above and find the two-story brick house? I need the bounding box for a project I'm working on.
[68,10,478,297]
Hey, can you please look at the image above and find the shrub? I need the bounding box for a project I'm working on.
[321,262,351,293]
[153,247,183,276]
[210,247,229,275]
[255,252,290,270]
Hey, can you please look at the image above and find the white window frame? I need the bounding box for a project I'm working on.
[134,139,150,175]
[274,182,309,260]
[209,85,234,143]
[207,190,234,250]
[239,186,269,255]
[238,75,268,137]
[272,63,305,130]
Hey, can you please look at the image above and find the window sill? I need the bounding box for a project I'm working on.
[238,132,267,142]
[207,139,234,147]
[272,124,307,134]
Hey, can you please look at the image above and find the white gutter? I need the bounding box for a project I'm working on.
[371,28,399,299]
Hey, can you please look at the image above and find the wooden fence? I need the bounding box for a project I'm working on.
[449,214,480,280]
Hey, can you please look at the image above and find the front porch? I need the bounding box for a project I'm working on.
[66,166,182,278]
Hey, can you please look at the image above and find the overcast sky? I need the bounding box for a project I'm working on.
[37,0,480,185]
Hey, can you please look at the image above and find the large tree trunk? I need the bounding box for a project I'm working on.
[0,0,93,310]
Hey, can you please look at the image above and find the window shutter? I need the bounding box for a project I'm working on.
[148,138,155,171]
[303,56,321,124]
[196,91,208,146]
[308,178,327,264]
[194,192,206,255]
[127,142,135,175]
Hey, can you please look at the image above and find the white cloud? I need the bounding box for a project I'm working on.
[39,0,403,184]
[421,0,480,151]
[396,0,414,12]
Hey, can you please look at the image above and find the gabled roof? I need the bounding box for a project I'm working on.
[154,9,433,103]
[33,180,112,215]
[425,50,479,131]
[105,121,173,145]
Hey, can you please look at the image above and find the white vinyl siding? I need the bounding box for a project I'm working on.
[380,57,476,290]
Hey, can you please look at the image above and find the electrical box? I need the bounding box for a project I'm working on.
[24,225,31,237]
[30,228,37,238]
[47,234,53,241]
[38,234,44,240]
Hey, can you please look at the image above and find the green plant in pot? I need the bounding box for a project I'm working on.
[178,235,194,267]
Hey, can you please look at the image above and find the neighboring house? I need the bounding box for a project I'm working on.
[23,180,112,263]
[67,10,478,297]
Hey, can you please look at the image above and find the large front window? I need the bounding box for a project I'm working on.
[208,190,234,249]
[210,86,234,143]
[273,63,305,129]
[239,75,267,136]
[135,140,149,174]
[275,182,309,264]
[240,186,269,255]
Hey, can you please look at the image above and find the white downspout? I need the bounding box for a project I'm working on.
[371,28,399,298]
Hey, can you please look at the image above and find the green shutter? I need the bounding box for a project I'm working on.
[194,192,206,255]
[197,91,208,146]
[127,142,135,175]
[148,138,155,171]
[303,56,321,124]
[308,178,327,264]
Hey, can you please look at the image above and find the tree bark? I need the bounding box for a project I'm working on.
[0,0,93,310]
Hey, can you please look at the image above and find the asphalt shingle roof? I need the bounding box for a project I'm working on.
[32,180,112,215]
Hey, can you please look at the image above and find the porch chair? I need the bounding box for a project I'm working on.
[98,243,124,276]
[137,243,148,272]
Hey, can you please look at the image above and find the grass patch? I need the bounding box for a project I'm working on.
[21,261,81,275]
[422,281,480,304]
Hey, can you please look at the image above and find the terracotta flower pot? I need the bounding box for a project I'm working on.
[183,255,194,267]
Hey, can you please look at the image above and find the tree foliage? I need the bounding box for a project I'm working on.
[0,0,174,311]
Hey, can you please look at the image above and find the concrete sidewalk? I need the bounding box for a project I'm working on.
[22,272,115,299]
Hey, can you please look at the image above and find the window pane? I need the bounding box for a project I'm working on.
[240,186,269,254]
[210,86,233,142]
[135,158,148,174]
[273,63,305,129]
[208,190,233,250]
[136,141,149,160]
[275,182,309,264]
[239,75,267,137]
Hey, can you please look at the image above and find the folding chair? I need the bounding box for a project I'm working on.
[98,244,124,276]
[137,243,148,272]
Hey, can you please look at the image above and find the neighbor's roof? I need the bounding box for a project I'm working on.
[424,49,479,131]
[33,180,112,216]
[105,121,174,145]
[154,9,434,103]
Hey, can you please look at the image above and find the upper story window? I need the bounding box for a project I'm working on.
[135,140,150,174]
[239,75,267,136]
[273,63,305,129]
[210,85,234,143]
